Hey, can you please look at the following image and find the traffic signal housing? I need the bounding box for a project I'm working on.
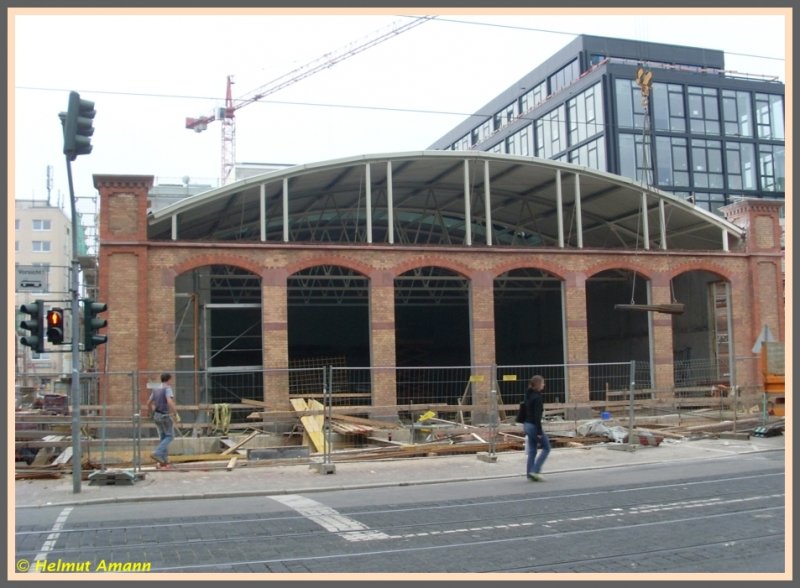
[20,300,45,353]
[83,299,108,351]
[46,307,65,345]
[59,91,95,161]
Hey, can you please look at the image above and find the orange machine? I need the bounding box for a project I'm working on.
[761,342,785,416]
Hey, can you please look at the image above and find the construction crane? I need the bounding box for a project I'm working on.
[186,15,437,185]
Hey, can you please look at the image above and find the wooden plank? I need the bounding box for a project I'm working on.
[290,398,326,453]
[220,430,260,455]
[226,456,238,471]
[331,414,403,429]
[52,447,73,465]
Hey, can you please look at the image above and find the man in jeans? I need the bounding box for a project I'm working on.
[523,374,551,481]
[148,372,178,469]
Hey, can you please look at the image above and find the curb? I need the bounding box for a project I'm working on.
[16,444,783,509]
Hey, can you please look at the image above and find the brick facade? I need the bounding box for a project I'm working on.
[94,175,784,415]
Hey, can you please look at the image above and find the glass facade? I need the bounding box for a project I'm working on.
[436,37,783,215]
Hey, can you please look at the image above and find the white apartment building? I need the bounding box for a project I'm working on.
[14,199,74,379]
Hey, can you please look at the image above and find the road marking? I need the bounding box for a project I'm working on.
[271,494,391,542]
[271,491,786,543]
[29,506,73,573]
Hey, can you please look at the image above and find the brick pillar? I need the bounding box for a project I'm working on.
[94,175,153,415]
[564,271,590,403]
[721,199,784,341]
[262,267,289,411]
[470,271,497,423]
[721,199,784,391]
[650,272,675,399]
[369,270,397,419]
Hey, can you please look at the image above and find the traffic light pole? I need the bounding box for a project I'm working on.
[66,158,83,494]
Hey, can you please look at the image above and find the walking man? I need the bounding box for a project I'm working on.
[523,374,551,481]
[148,372,178,468]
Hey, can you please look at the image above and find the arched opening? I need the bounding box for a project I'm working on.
[174,264,262,412]
[287,265,370,398]
[586,269,651,400]
[394,266,470,404]
[494,268,565,402]
[671,271,733,387]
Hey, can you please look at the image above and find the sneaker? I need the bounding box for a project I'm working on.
[527,474,537,481]
[150,453,166,465]
[530,473,543,482]
[156,462,173,470]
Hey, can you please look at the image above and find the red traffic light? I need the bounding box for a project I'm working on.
[46,307,65,344]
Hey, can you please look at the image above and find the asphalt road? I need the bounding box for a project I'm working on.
[15,449,785,576]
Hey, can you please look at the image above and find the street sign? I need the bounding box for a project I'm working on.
[16,266,48,292]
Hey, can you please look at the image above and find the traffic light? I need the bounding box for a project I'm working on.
[59,91,95,161]
[46,307,65,345]
[83,299,108,351]
[20,300,44,353]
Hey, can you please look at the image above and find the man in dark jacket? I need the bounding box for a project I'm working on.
[524,375,551,481]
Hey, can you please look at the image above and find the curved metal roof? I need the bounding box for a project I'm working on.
[148,151,743,251]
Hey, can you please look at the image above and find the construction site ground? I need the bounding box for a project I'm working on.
[14,405,786,509]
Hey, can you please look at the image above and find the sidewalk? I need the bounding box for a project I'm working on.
[14,434,785,509]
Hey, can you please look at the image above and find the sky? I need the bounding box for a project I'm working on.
[10,7,790,218]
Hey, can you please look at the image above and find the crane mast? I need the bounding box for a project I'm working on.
[186,15,436,185]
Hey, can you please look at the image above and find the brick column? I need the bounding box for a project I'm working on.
[470,271,497,423]
[721,199,784,391]
[721,199,784,342]
[564,271,590,403]
[93,175,153,415]
[262,267,289,411]
[650,273,675,399]
[369,270,397,418]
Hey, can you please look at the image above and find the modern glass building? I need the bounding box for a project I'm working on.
[428,35,785,216]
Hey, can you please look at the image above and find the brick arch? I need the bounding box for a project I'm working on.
[585,260,655,281]
[284,255,372,278]
[171,253,264,280]
[668,261,732,283]
[392,256,471,279]
[490,260,567,282]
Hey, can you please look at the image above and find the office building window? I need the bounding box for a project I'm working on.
[15,219,20,230]
[618,132,652,183]
[490,142,504,154]
[535,105,567,159]
[688,86,720,135]
[615,79,646,130]
[691,139,724,190]
[15,241,19,251]
[568,82,604,145]
[548,59,579,95]
[652,83,686,132]
[725,142,756,191]
[568,137,606,171]
[758,144,785,191]
[692,192,727,215]
[755,93,785,140]
[508,125,532,156]
[33,240,52,252]
[33,219,52,231]
[655,136,689,187]
[476,119,493,143]
[722,90,753,137]
[520,81,547,113]
[455,134,472,150]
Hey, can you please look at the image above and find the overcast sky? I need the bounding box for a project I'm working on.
[11,8,789,215]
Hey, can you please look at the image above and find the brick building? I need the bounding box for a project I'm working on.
[93,152,784,419]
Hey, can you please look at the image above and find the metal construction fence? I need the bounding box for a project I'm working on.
[15,355,768,469]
